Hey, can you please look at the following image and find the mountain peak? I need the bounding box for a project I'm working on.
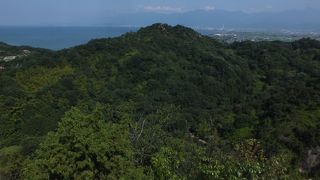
[144,23,171,31]
[137,23,202,39]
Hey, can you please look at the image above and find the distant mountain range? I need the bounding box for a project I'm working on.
[105,9,320,31]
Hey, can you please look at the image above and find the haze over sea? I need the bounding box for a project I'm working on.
[0,26,138,50]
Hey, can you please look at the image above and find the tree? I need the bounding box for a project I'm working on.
[22,106,146,179]
[0,146,24,179]
[152,147,185,180]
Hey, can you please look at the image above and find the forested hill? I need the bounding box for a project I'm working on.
[0,24,320,179]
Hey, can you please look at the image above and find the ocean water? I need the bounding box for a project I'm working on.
[0,26,138,50]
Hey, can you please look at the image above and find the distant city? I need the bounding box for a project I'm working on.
[197,28,320,43]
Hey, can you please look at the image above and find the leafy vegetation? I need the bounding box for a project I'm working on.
[0,23,319,179]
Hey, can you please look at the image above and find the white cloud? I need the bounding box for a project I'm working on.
[143,6,184,13]
[203,6,216,11]
[141,5,217,14]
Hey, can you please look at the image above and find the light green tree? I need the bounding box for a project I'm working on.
[23,106,146,179]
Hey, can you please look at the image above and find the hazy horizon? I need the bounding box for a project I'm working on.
[0,0,319,26]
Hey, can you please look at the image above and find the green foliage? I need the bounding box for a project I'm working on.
[152,147,185,180]
[151,139,290,180]
[15,66,74,93]
[22,106,145,179]
[0,146,24,179]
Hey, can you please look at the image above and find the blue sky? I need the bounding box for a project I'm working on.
[0,0,319,25]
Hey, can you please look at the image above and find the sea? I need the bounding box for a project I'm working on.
[0,26,139,50]
[1,27,317,50]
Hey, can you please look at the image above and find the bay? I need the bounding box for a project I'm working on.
[0,26,138,50]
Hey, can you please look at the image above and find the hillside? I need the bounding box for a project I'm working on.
[0,24,320,179]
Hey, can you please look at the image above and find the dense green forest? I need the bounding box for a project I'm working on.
[0,24,319,179]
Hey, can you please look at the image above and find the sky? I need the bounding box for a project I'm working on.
[0,0,319,26]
